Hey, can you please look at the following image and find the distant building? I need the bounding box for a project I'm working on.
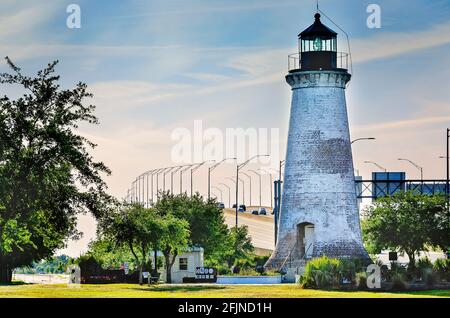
[157,247,204,284]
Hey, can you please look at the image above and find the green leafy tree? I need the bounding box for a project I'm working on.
[88,238,138,271]
[362,191,448,266]
[99,204,190,284]
[0,58,113,283]
[211,226,254,269]
[154,192,229,259]
[159,214,190,283]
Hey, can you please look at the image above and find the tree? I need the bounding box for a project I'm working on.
[99,204,189,284]
[362,191,448,266]
[0,58,113,283]
[159,214,190,283]
[154,192,229,260]
[220,226,254,268]
[100,204,150,284]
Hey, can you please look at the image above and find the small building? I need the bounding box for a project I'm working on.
[158,247,204,283]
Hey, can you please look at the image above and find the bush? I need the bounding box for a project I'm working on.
[355,271,367,290]
[391,273,407,291]
[433,258,450,282]
[416,257,433,281]
[422,268,436,287]
[299,256,341,289]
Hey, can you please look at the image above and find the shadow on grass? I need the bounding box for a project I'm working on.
[134,285,227,293]
[0,281,30,286]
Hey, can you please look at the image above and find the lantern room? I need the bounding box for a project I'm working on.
[298,13,338,71]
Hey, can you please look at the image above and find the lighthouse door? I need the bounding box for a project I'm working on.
[303,225,315,259]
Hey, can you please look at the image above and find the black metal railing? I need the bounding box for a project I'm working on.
[288,52,349,72]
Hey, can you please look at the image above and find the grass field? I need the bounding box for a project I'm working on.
[0,283,449,298]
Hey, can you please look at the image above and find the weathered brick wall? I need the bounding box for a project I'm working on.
[265,70,369,270]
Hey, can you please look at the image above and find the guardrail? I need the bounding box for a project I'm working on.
[288,52,349,72]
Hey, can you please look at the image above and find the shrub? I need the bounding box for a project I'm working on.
[355,271,367,290]
[433,258,450,282]
[391,273,407,291]
[422,268,436,287]
[299,256,341,289]
[416,256,433,281]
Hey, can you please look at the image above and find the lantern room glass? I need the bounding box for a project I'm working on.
[300,37,337,53]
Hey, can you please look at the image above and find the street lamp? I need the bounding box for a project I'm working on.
[351,137,376,144]
[162,166,177,192]
[149,169,162,206]
[258,168,274,210]
[364,161,387,172]
[229,154,270,227]
[170,166,182,194]
[212,186,223,203]
[398,158,423,180]
[240,172,252,207]
[190,160,215,197]
[219,183,232,208]
[179,164,193,195]
[155,168,165,202]
[248,169,262,210]
[208,157,236,199]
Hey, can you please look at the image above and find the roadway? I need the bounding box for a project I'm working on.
[223,208,275,254]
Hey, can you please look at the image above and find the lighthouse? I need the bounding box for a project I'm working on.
[265,13,369,275]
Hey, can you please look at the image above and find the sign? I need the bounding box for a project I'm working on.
[195,267,217,282]
[388,251,398,261]
[124,262,129,275]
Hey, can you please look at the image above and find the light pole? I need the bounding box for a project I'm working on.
[234,154,269,227]
[219,183,231,208]
[248,169,262,210]
[212,186,223,203]
[398,158,423,180]
[179,165,193,195]
[149,169,161,206]
[144,171,151,207]
[155,168,165,202]
[208,157,236,200]
[170,166,182,194]
[240,172,252,207]
[258,168,274,210]
[190,160,215,197]
[239,178,245,205]
[351,137,375,144]
[162,167,176,192]
[364,161,387,172]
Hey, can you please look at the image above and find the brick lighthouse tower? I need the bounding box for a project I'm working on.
[265,13,369,275]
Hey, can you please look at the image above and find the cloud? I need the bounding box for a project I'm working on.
[0,2,61,43]
[351,21,450,64]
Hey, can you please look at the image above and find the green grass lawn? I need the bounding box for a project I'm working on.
[0,283,449,298]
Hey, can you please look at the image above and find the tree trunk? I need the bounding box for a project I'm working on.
[128,241,142,285]
[153,249,158,276]
[0,263,13,284]
[406,251,416,274]
[164,254,172,284]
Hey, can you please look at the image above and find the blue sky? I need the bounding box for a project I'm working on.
[1,0,449,255]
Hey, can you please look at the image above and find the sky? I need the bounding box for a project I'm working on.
[0,0,449,257]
